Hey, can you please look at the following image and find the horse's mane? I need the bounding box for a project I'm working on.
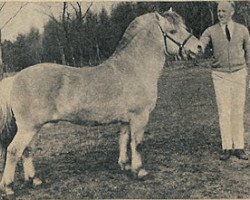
[114,13,155,54]
[113,11,186,55]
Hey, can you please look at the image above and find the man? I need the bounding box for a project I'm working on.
[200,1,250,161]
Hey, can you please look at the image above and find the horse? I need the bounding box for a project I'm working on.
[0,10,201,197]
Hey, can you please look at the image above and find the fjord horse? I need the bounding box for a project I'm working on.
[0,11,201,196]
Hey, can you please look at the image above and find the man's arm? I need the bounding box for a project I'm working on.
[199,27,211,52]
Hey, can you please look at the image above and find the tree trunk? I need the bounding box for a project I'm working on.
[57,37,66,65]
[95,43,101,65]
[79,48,84,67]
[208,3,215,25]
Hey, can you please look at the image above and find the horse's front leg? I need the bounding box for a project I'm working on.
[118,125,130,170]
[129,110,150,178]
[22,145,42,188]
[0,127,34,196]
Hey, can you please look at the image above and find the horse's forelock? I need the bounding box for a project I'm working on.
[162,11,186,30]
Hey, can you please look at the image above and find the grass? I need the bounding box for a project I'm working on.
[1,62,250,199]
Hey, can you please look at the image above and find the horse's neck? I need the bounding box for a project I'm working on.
[111,25,165,85]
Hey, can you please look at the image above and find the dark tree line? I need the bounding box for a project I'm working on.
[2,1,250,72]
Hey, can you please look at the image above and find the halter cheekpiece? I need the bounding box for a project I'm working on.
[158,24,193,59]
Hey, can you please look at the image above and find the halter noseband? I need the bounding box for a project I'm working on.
[158,24,193,59]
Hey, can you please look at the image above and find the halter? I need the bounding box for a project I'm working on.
[158,24,193,59]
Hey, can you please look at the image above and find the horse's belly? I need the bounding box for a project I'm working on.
[54,99,129,124]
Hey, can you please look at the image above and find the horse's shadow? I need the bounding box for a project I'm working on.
[13,147,121,196]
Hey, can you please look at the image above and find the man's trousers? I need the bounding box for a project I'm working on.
[212,68,247,150]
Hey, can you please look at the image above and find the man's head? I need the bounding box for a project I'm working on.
[217,1,235,24]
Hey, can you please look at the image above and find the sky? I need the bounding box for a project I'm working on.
[0,2,116,41]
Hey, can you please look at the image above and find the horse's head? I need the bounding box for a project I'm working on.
[155,10,201,59]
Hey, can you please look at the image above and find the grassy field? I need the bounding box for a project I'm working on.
[1,62,250,199]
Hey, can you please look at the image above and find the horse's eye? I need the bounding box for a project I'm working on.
[169,29,177,34]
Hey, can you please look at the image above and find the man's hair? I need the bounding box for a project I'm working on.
[217,1,235,10]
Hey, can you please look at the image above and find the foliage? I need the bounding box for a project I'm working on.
[42,20,63,64]
[96,8,112,59]
[234,1,250,28]
[3,27,42,72]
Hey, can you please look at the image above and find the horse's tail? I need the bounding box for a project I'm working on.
[0,77,17,162]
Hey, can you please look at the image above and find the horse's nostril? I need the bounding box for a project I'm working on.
[197,45,203,52]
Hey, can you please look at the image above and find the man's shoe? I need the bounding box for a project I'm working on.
[220,150,231,161]
[234,149,248,160]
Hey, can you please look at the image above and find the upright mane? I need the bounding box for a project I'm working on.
[113,13,157,54]
[112,11,186,56]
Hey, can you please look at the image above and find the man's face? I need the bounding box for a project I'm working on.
[217,2,234,24]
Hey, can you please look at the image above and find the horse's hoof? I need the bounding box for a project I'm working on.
[124,164,131,171]
[132,168,149,180]
[24,177,42,189]
[119,162,131,171]
[0,182,15,199]
[32,177,42,187]
[137,169,149,178]
[1,187,15,200]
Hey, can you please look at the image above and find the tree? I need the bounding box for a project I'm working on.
[84,11,99,65]
[2,27,42,72]
[40,2,93,66]
[69,2,93,66]
[0,2,28,78]
[96,8,112,60]
[235,1,250,29]
[107,2,138,56]
[2,40,15,72]
[42,20,63,64]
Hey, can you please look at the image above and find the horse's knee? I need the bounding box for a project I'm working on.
[132,131,144,146]
[7,146,17,156]
[137,132,144,144]
[136,142,144,154]
[23,146,32,158]
[120,126,130,136]
[7,145,23,161]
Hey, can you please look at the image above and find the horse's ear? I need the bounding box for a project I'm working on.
[155,11,161,21]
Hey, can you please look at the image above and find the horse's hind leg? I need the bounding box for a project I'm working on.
[22,144,42,188]
[130,111,150,178]
[118,125,130,170]
[0,127,35,196]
